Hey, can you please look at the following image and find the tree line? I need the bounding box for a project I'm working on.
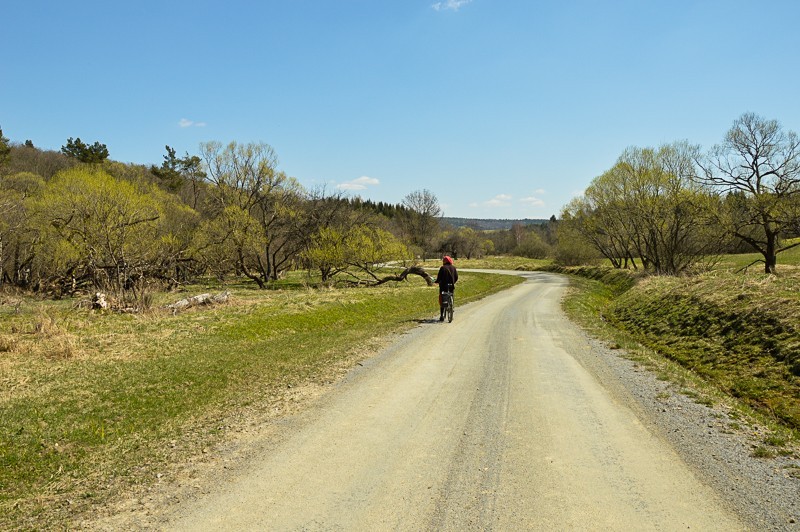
[560,112,800,274]
[5,110,785,300]
[0,133,520,302]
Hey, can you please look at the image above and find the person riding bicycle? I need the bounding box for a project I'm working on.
[434,255,458,322]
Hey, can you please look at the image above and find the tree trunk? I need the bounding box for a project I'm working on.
[765,236,778,274]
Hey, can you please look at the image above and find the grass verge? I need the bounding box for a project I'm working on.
[554,265,799,447]
[0,271,523,529]
[608,271,800,431]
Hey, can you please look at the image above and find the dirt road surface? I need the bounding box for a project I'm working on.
[152,271,747,531]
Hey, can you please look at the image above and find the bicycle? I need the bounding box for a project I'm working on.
[441,284,454,323]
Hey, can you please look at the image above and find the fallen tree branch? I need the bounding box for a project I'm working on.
[736,258,765,274]
[337,266,435,287]
[380,266,434,286]
[166,290,231,312]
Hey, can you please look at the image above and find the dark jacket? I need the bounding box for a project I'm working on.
[436,264,458,292]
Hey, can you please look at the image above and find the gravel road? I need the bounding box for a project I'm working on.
[94,271,799,530]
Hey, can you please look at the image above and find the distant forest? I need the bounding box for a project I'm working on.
[441,217,551,231]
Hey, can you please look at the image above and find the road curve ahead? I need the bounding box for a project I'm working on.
[166,271,744,531]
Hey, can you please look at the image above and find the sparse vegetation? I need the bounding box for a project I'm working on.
[752,446,776,459]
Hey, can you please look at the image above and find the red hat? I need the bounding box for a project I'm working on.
[443,256,453,265]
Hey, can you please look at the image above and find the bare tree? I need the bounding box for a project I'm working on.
[6,144,75,179]
[0,173,44,288]
[399,189,442,259]
[196,141,304,287]
[696,113,800,273]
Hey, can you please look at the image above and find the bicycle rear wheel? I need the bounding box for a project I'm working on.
[447,296,454,322]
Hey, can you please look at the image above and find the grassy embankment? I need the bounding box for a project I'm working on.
[0,270,523,529]
[552,250,800,454]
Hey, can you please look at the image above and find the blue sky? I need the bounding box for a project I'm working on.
[3,1,799,219]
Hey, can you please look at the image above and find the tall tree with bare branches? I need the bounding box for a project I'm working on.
[399,189,442,259]
[696,113,800,273]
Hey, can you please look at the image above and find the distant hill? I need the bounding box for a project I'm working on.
[440,217,549,231]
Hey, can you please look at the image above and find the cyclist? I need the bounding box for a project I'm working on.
[434,255,458,321]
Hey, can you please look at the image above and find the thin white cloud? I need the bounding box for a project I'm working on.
[485,194,513,207]
[352,176,380,186]
[520,196,545,207]
[432,0,472,11]
[337,183,367,191]
[533,188,546,195]
[336,175,380,191]
[179,118,207,128]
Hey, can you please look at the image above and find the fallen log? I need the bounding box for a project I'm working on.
[167,290,231,312]
[373,266,435,286]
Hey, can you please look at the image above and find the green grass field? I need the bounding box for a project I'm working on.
[714,241,800,272]
[0,270,523,528]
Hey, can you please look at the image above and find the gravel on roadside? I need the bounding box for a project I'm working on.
[570,332,800,531]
